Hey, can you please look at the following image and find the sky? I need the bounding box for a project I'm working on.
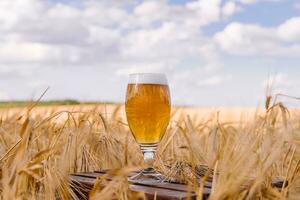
[0,0,300,106]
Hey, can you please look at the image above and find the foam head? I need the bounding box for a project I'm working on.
[128,73,168,85]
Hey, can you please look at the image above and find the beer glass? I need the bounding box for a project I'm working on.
[125,73,171,181]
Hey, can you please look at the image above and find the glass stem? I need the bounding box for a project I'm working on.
[140,144,157,172]
[143,150,155,166]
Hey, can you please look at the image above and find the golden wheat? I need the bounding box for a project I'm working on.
[0,96,300,199]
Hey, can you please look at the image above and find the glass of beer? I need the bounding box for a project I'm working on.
[125,73,171,181]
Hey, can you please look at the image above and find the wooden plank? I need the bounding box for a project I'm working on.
[70,175,210,200]
[81,170,286,189]
[73,172,212,190]
[70,168,286,200]
[130,184,196,200]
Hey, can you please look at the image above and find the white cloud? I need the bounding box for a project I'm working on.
[0,0,45,31]
[277,17,300,42]
[0,0,222,68]
[214,22,278,55]
[222,1,242,17]
[185,0,221,27]
[133,1,169,27]
[0,42,51,62]
[214,18,300,56]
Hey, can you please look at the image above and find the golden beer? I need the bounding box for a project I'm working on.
[125,84,171,144]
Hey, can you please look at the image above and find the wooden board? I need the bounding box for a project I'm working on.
[70,169,285,200]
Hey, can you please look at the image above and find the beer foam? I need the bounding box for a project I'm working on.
[128,73,168,85]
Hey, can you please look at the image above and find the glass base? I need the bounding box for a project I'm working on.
[129,167,165,184]
[129,143,165,184]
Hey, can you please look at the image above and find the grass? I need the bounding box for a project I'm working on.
[0,100,81,108]
[0,94,300,199]
[0,100,120,108]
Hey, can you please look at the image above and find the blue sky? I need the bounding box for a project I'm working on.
[0,0,299,106]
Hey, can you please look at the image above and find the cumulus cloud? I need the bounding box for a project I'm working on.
[0,0,224,70]
[185,0,221,27]
[214,18,300,56]
[277,17,300,42]
[222,1,242,17]
[214,23,278,55]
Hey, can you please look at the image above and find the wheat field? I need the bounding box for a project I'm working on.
[0,95,300,199]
